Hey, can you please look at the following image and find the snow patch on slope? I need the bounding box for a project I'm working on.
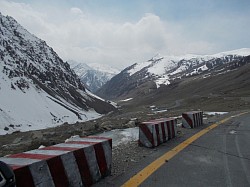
[128,61,152,76]
[126,49,250,88]
[0,74,101,135]
[155,75,170,88]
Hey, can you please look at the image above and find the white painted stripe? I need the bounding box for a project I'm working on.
[158,123,163,143]
[102,141,112,173]
[198,113,201,126]
[168,121,173,138]
[26,149,69,156]
[29,160,55,187]
[141,122,155,124]
[84,146,101,182]
[53,143,91,149]
[60,152,83,187]
[0,157,40,166]
[152,125,158,147]
[164,122,169,141]
[70,138,105,143]
[173,119,177,134]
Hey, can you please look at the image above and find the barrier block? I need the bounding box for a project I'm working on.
[139,118,177,148]
[182,111,203,128]
[0,136,112,187]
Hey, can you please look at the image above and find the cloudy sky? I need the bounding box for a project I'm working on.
[0,0,249,69]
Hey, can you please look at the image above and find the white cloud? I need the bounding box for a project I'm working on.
[0,0,225,69]
[70,7,84,16]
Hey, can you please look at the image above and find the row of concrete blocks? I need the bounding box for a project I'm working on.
[0,111,203,186]
[139,111,203,148]
[0,136,112,187]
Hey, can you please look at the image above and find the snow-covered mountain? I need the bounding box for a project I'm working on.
[96,48,250,99]
[0,12,115,135]
[68,60,120,92]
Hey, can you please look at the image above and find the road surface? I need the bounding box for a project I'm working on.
[95,112,250,187]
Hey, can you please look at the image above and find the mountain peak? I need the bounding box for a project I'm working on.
[97,48,250,99]
[68,61,120,92]
[148,53,164,61]
[0,13,115,134]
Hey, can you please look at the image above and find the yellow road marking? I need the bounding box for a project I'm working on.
[122,112,249,187]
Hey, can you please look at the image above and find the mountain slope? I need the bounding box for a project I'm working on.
[133,55,250,112]
[96,49,250,100]
[68,61,120,92]
[0,12,115,135]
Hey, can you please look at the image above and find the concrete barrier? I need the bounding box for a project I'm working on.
[182,111,203,128]
[0,136,112,187]
[139,118,177,148]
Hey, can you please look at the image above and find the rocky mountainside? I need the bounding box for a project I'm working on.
[0,12,115,135]
[96,49,250,100]
[68,60,120,92]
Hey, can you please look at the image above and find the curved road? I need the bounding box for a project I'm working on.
[94,112,250,187]
[138,112,250,186]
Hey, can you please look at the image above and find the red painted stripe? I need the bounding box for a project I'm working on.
[8,153,54,160]
[47,156,69,187]
[166,121,171,140]
[11,165,22,170]
[161,122,166,142]
[182,113,193,128]
[14,165,35,187]
[155,123,160,145]
[87,136,110,140]
[66,141,97,145]
[171,120,176,138]
[93,143,108,177]
[42,146,78,151]
[74,149,93,186]
[87,136,112,147]
[140,123,154,147]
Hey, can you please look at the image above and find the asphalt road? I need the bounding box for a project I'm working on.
[139,112,250,187]
[94,112,250,187]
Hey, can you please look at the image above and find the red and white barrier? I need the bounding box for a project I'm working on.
[182,111,203,128]
[139,118,177,148]
[0,136,112,187]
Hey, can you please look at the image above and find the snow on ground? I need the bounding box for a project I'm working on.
[0,75,101,135]
[169,64,188,76]
[204,112,228,115]
[66,127,139,147]
[187,64,209,76]
[128,61,152,76]
[155,75,170,88]
[120,98,133,102]
[96,127,139,147]
[153,109,168,114]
